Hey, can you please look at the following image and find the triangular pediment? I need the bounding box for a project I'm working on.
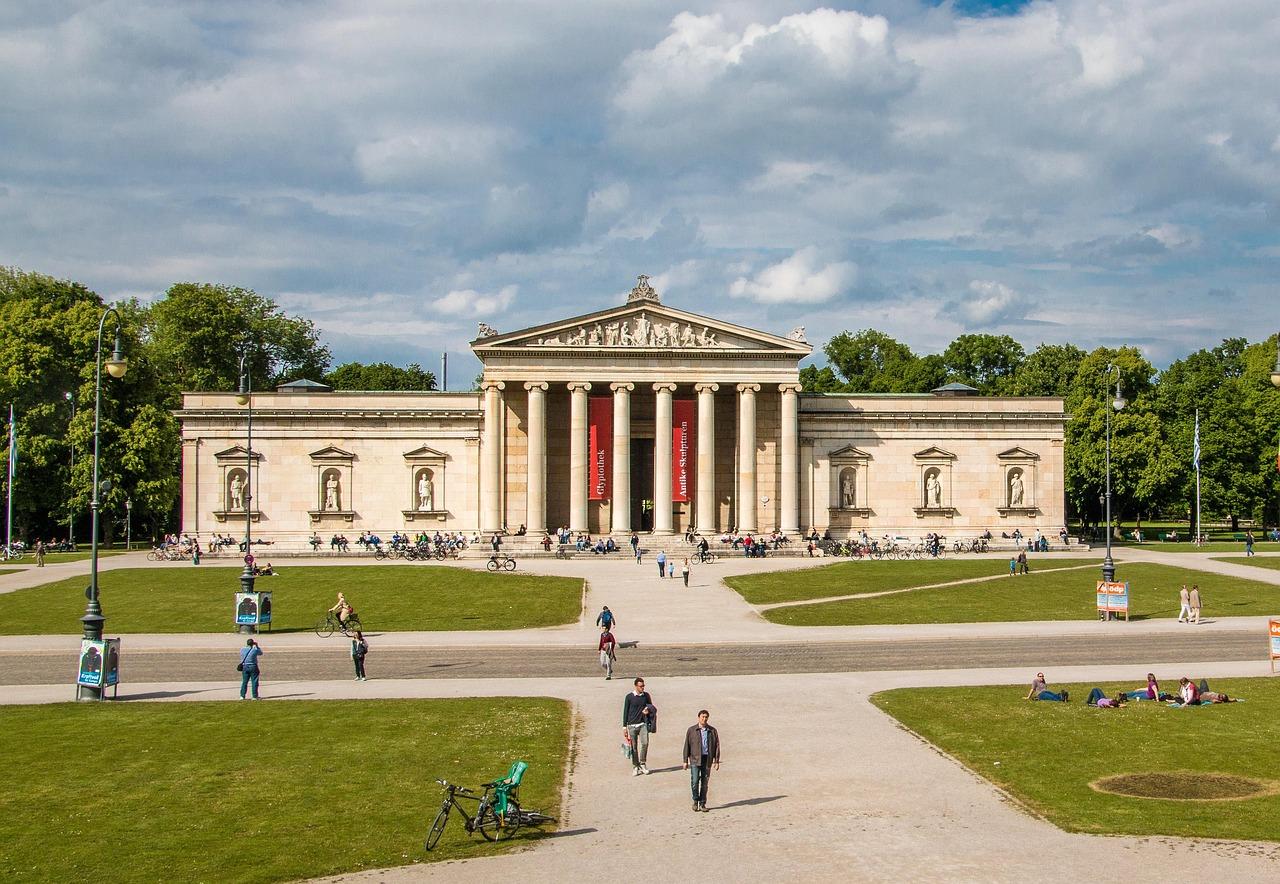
[830,444,872,460]
[403,444,448,462]
[913,446,957,461]
[472,301,811,356]
[997,446,1040,460]
[309,445,356,461]
[213,444,261,461]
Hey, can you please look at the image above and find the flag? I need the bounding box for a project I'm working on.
[1192,410,1200,471]
[5,405,14,475]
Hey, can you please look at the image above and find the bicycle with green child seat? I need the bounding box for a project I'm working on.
[424,761,556,850]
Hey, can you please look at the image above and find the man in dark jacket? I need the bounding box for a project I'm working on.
[622,677,655,775]
[682,709,720,812]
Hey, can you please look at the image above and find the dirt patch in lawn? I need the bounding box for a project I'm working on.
[1092,772,1277,801]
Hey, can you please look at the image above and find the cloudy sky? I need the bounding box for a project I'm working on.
[2,0,1278,379]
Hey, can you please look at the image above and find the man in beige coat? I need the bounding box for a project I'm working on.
[1177,585,1191,623]
[1189,584,1202,624]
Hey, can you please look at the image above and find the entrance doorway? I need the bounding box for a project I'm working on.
[630,438,654,532]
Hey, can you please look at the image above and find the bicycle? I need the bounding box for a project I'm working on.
[555,544,572,559]
[314,610,363,638]
[1,546,28,562]
[486,554,517,571]
[694,550,717,564]
[424,779,521,850]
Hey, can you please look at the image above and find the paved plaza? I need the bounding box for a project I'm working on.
[3,550,1279,882]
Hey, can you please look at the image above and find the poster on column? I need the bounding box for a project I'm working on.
[588,397,612,500]
[672,399,695,502]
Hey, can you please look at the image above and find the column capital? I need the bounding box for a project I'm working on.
[566,382,592,393]
[523,381,549,392]
[652,382,678,393]
[695,382,720,394]
[778,383,803,395]
[610,382,635,393]
[480,380,506,392]
[736,383,761,394]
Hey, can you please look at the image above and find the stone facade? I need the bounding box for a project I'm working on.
[177,280,1067,542]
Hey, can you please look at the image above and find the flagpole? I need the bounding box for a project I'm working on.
[1194,408,1201,547]
[5,404,13,556]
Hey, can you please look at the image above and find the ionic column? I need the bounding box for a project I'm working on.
[779,383,802,534]
[567,382,591,533]
[480,380,506,532]
[695,383,718,532]
[524,382,548,535]
[610,382,634,533]
[652,383,677,534]
[736,383,760,533]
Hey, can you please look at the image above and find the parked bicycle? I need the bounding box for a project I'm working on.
[486,554,517,571]
[424,762,555,851]
[315,610,363,637]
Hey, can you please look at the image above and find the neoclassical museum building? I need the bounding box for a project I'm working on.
[178,278,1067,542]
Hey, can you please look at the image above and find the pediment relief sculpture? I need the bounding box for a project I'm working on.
[531,313,726,350]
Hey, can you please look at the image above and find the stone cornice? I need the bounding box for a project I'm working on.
[175,408,483,420]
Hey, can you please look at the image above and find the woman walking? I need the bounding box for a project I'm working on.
[681,557,691,587]
[238,638,263,699]
[351,630,369,681]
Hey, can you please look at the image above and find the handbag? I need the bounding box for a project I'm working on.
[236,662,244,672]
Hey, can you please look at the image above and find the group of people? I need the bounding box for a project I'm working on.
[1007,550,1031,575]
[1176,583,1205,623]
[1026,671,1240,707]
[620,677,723,813]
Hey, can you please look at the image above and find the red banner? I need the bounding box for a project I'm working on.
[589,397,612,500]
[672,399,695,502]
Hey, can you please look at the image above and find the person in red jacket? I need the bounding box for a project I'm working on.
[598,626,617,680]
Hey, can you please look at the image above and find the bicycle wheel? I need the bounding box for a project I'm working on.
[315,618,334,638]
[477,799,521,842]
[374,548,388,561]
[147,551,160,562]
[425,805,451,851]
[504,557,516,571]
[486,558,499,571]
[521,810,557,825]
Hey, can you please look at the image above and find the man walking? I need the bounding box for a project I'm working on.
[622,677,655,776]
[598,626,617,680]
[683,709,721,812]
[1016,549,1029,575]
[630,531,640,563]
[595,605,616,631]
[1177,584,1191,623]
[1189,584,1202,624]
[657,550,667,578]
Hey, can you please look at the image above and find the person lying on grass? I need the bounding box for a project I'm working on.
[1024,672,1068,702]
[1085,688,1128,708]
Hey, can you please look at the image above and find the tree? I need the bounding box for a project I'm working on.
[325,362,437,391]
[942,334,1026,394]
[804,330,944,393]
[1010,343,1086,398]
[144,283,331,403]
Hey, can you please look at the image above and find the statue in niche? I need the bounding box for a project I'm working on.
[230,474,245,511]
[841,471,856,508]
[680,324,696,347]
[417,472,434,511]
[633,314,651,346]
[1009,472,1025,506]
[324,473,341,510]
[925,472,941,507]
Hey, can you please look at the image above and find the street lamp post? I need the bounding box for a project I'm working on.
[125,498,132,552]
[64,391,76,549]
[1101,363,1127,585]
[78,308,127,700]
[1271,333,1279,533]
[236,353,256,634]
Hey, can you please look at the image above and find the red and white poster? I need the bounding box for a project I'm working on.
[588,397,612,500]
[672,399,695,502]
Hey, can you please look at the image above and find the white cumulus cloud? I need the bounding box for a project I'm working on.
[729,247,856,304]
[950,280,1033,327]
[432,285,517,317]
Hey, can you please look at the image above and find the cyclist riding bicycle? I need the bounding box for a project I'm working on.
[329,592,355,624]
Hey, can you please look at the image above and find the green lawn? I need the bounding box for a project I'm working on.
[725,558,1100,605]
[0,566,583,634]
[0,551,127,566]
[2,698,568,883]
[1119,542,1280,554]
[1213,556,1280,572]
[762,562,1280,626]
[873,678,1280,842]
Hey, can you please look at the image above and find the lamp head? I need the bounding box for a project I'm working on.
[105,331,127,379]
[64,391,73,402]
[235,364,251,406]
[125,498,132,511]
[1112,394,1127,411]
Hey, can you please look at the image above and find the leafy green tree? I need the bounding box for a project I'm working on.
[803,330,944,393]
[1010,343,1086,397]
[942,334,1025,394]
[325,362,437,391]
[144,283,330,403]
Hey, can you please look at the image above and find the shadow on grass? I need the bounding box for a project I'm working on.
[713,795,786,810]
[122,688,220,701]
